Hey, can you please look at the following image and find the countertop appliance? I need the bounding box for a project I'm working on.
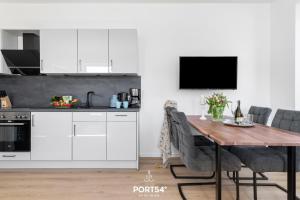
[0,111,31,152]
[117,92,129,102]
[179,56,238,89]
[129,88,141,108]
[1,33,40,75]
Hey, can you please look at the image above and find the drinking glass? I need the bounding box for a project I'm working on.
[245,114,254,124]
[230,101,237,116]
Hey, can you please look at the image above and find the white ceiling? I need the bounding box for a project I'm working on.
[0,0,274,3]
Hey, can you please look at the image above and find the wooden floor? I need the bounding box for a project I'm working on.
[0,158,299,200]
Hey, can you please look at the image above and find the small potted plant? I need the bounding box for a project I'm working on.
[206,93,229,121]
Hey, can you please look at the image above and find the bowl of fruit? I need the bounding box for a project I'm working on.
[51,96,79,108]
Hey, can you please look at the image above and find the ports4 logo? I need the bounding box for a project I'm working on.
[132,170,168,197]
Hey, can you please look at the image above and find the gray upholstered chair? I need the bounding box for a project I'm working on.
[171,111,241,200]
[166,106,213,179]
[166,106,212,148]
[228,106,272,181]
[231,109,300,200]
[248,106,272,125]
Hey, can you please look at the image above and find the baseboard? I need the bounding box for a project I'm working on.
[139,153,180,158]
[140,153,161,157]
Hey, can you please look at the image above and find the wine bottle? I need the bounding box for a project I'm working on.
[234,100,244,124]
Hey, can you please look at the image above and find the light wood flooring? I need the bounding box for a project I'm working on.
[0,158,299,200]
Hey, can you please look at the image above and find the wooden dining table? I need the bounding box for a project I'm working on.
[187,115,300,200]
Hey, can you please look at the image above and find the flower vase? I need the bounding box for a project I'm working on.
[211,106,225,121]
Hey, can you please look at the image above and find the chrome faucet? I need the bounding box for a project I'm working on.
[86,91,95,108]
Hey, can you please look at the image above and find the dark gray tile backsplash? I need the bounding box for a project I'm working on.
[0,75,141,107]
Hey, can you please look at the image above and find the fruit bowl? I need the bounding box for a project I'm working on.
[51,96,79,109]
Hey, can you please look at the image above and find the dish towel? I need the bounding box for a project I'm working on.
[159,100,177,168]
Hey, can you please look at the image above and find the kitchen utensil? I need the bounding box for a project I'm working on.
[117,92,129,102]
[0,90,12,109]
[116,101,122,109]
[110,95,118,108]
[223,119,254,128]
[122,101,129,109]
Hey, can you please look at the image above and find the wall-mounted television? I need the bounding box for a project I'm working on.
[179,56,238,89]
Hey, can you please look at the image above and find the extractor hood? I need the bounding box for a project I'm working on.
[1,33,40,75]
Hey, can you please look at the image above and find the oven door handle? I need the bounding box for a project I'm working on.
[2,155,16,158]
[0,123,25,126]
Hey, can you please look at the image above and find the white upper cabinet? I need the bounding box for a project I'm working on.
[39,29,138,74]
[108,29,138,74]
[40,29,77,73]
[77,29,109,73]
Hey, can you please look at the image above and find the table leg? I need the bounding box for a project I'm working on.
[287,146,296,200]
[215,143,222,200]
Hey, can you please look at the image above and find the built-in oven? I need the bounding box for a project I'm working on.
[0,112,30,152]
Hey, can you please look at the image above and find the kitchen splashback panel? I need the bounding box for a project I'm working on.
[0,75,141,108]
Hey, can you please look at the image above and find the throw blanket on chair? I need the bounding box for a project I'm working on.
[159,100,177,168]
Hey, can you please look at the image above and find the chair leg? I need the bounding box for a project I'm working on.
[177,171,240,200]
[235,171,240,200]
[253,172,257,200]
[235,170,300,200]
[170,164,215,179]
[177,181,216,200]
[227,171,268,181]
[238,182,300,200]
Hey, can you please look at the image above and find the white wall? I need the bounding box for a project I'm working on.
[0,3,271,156]
[271,0,296,113]
[296,2,300,110]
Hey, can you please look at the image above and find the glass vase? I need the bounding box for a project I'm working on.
[211,106,225,121]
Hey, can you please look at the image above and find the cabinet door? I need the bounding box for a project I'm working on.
[109,29,138,74]
[40,30,77,73]
[31,112,72,160]
[107,122,137,160]
[73,122,106,160]
[78,29,109,73]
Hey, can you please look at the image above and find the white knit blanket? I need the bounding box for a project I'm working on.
[159,100,177,168]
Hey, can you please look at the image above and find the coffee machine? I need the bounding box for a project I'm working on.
[129,88,141,108]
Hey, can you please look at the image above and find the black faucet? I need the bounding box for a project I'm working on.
[86,91,95,108]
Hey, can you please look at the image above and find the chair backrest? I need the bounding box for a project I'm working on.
[271,109,300,133]
[169,111,199,159]
[248,106,272,125]
[165,107,179,150]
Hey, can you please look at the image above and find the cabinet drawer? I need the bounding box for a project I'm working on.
[73,112,106,122]
[0,152,30,160]
[107,112,136,122]
[73,122,106,136]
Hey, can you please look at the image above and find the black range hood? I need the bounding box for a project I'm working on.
[1,33,40,75]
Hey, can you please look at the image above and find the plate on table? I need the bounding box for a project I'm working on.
[223,119,254,128]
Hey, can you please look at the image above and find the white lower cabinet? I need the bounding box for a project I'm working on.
[27,111,138,166]
[31,112,72,160]
[72,122,106,160]
[107,112,137,161]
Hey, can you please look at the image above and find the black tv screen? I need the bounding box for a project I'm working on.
[179,56,238,89]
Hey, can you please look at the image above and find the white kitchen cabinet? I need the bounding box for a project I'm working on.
[73,112,106,122]
[31,112,72,160]
[108,29,138,74]
[0,30,12,74]
[40,30,77,73]
[73,122,106,160]
[77,29,109,73]
[107,112,137,160]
